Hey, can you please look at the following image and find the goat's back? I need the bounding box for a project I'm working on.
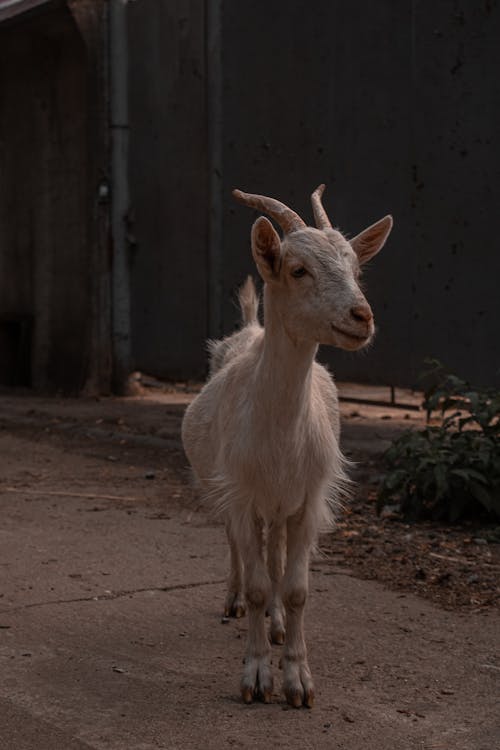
[182,323,264,483]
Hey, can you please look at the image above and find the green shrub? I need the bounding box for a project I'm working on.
[378,361,500,522]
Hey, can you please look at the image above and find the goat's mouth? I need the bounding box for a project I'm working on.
[330,323,372,346]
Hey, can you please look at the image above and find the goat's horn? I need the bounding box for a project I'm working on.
[311,183,332,230]
[232,189,306,234]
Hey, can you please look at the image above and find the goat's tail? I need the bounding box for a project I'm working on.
[238,276,259,325]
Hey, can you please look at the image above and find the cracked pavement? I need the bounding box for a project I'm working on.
[0,394,499,749]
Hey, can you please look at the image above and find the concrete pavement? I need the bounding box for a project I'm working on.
[0,395,498,749]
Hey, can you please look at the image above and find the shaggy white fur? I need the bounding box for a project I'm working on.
[182,186,392,707]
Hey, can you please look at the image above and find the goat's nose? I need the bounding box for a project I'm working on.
[350,304,373,324]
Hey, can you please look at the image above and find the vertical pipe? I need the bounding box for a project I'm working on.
[109,0,131,392]
[206,0,223,340]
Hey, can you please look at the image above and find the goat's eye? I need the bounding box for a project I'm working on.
[291,267,307,279]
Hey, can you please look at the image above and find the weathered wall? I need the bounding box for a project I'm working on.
[127,0,209,380]
[0,2,110,392]
[126,0,500,387]
[4,1,495,390]
[218,0,500,387]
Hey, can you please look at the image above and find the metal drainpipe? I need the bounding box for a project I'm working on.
[109,0,131,393]
[206,0,223,341]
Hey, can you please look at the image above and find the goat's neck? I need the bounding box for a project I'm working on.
[256,286,318,414]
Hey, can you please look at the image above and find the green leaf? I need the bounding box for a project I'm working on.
[469,482,493,512]
[378,365,500,521]
[448,494,470,523]
[450,468,488,485]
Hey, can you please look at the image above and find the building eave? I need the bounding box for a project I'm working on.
[0,0,65,25]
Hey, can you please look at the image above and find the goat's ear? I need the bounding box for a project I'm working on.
[351,215,393,265]
[251,216,281,280]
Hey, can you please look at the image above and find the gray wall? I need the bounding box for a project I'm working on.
[128,0,209,380]
[218,0,500,387]
[128,0,500,388]
[3,1,495,391]
[0,2,110,393]
[0,8,87,390]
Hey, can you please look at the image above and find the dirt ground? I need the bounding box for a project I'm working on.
[0,388,499,749]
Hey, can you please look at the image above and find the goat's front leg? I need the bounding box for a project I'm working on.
[281,511,314,708]
[240,517,273,703]
[224,520,245,618]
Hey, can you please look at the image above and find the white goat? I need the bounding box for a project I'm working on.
[181,185,392,708]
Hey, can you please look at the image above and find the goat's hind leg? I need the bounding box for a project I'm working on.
[267,522,286,645]
[224,520,245,618]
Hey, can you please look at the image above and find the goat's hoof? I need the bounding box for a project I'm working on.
[270,625,285,645]
[284,685,314,709]
[241,686,254,704]
[224,592,246,619]
[224,603,245,619]
[241,658,273,704]
[261,686,273,704]
[283,661,315,708]
[241,682,273,705]
[303,688,315,709]
[285,688,304,709]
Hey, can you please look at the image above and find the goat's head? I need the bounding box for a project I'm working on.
[233,186,392,351]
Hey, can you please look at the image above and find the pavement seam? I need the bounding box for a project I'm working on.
[0,578,226,614]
